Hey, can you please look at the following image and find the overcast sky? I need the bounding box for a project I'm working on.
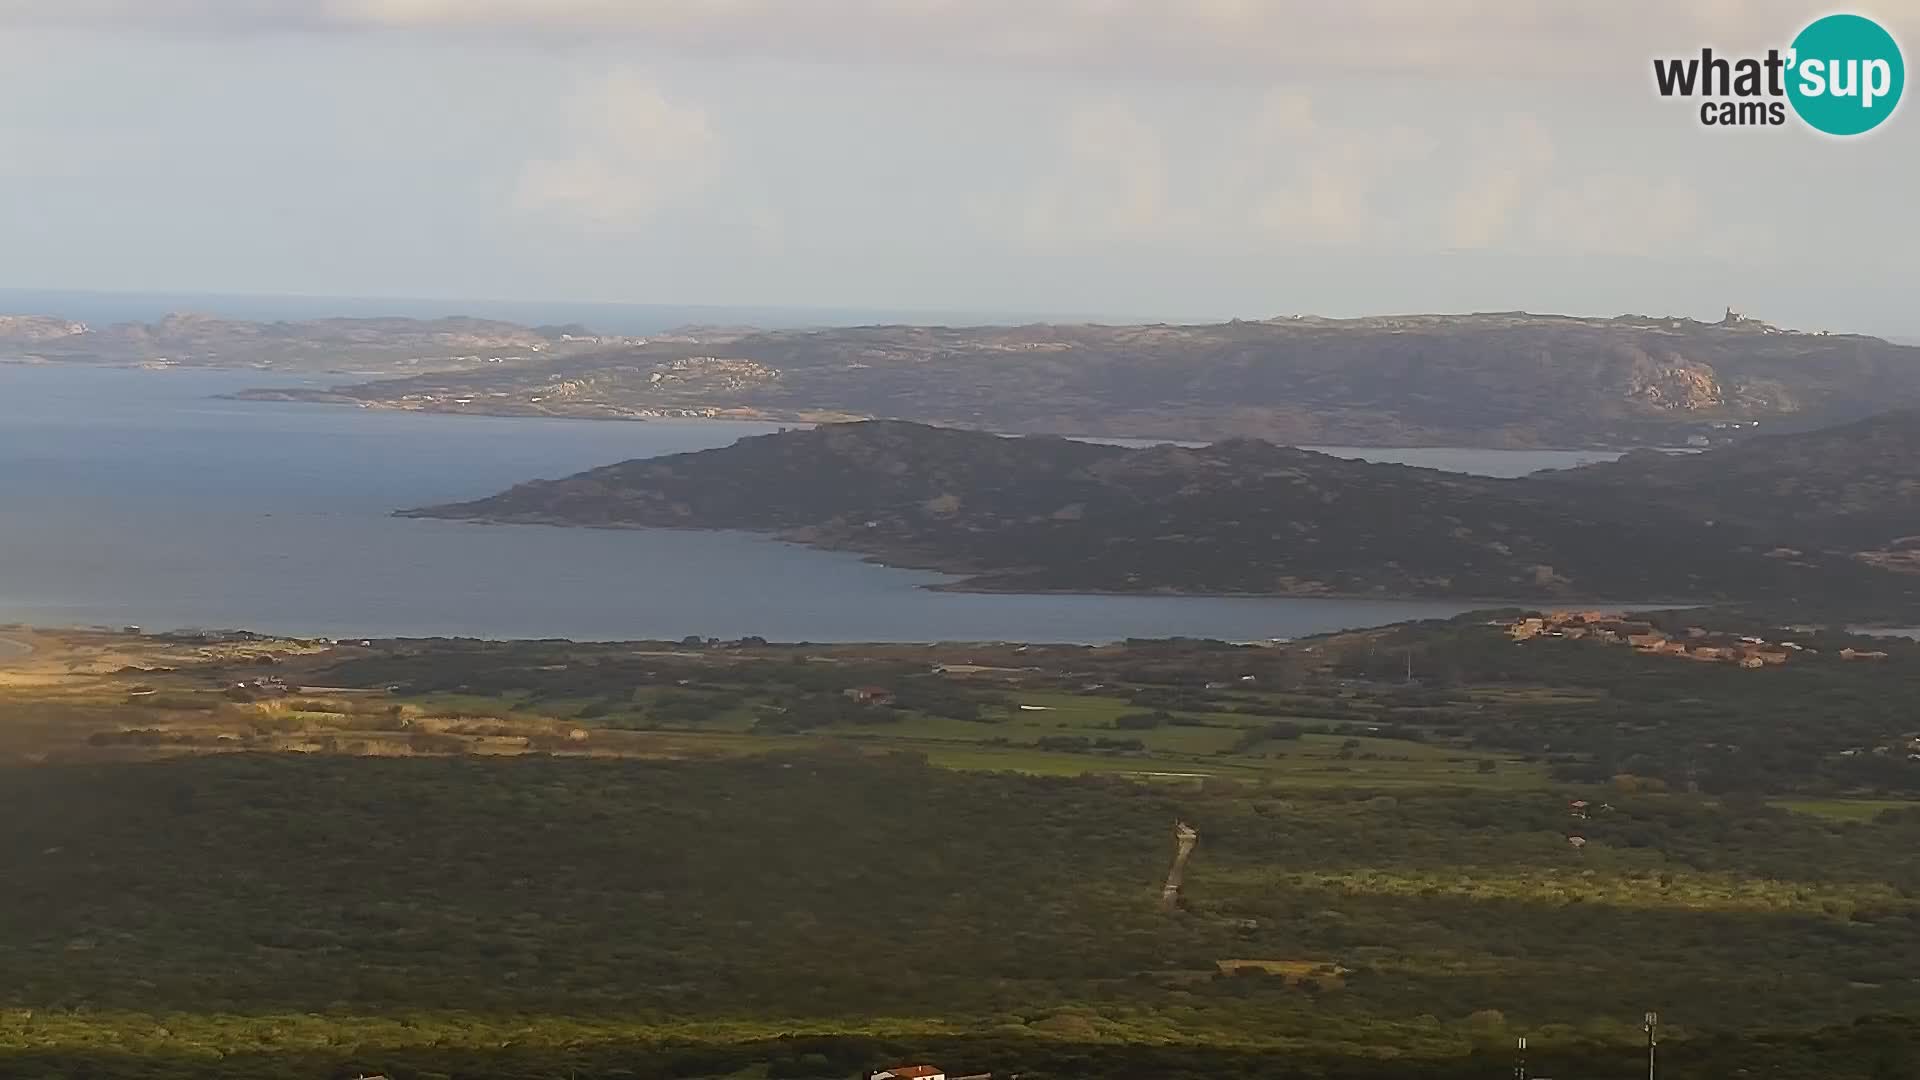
[1,2,1915,333]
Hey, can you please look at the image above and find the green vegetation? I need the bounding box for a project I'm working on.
[9,623,1920,1077]
[17,615,1920,794]
[6,753,1920,1079]
[406,417,1920,617]
[1772,797,1920,823]
[307,635,1560,790]
[1539,408,1920,554]
[1357,614,1920,795]
[290,611,1920,797]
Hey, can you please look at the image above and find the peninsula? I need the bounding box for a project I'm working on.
[12,307,1920,447]
[404,412,1920,615]
[238,309,1920,446]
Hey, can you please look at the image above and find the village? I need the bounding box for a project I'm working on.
[1502,610,1890,668]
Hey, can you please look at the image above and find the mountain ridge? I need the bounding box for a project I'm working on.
[16,306,1920,448]
[404,416,1920,614]
[240,309,1920,446]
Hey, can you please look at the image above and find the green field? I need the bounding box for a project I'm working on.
[385,659,1555,790]
[3,753,1918,1079]
[1772,797,1920,822]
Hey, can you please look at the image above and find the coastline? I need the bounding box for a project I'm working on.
[219,388,811,429]
[393,509,1701,610]
[7,356,1674,451]
[227,384,1642,452]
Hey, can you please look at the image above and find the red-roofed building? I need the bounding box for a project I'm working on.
[872,1067,945,1080]
[844,686,897,706]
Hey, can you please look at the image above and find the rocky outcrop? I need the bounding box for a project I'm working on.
[1623,358,1723,411]
[0,315,89,342]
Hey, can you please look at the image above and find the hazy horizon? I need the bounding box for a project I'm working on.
[3,2,1917,338]
[5,286,1906,343]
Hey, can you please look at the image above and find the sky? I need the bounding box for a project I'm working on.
[0,1,1916,333]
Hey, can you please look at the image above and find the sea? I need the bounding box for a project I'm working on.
[0,334,1636,644]
[0,287,1136,335]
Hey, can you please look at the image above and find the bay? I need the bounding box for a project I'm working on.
[0,365,1627,642]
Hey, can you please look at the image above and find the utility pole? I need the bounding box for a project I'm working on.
[1643,1011,1659,1080]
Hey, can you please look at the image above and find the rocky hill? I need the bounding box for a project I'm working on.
[1538,409,1920,563]
[404,418,1920,612]
[0,314,89,343]
[243,311,1920,446]
[17,306,1920,448]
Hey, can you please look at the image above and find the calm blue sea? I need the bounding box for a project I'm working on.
[0,364,1621,642]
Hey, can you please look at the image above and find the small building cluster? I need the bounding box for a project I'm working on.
[1568,799,1614,821]
[843,685,896,706]
[231,674,290,696]
[869,1064,998,1080]
[1566,798,1616,849]
[1839,734,1920,762]
[1838,647,1893,661]
[1500,611,1856,668]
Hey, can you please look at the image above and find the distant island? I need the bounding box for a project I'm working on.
[403,412,1920,616]
[228,308,1920,447]
[0,311,639,375]
[11,307,1920,447]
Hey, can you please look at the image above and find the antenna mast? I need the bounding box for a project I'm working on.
[1644,1011,1659,1080]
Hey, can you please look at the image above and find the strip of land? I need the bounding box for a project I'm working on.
[3,614,1919,1079]
[14,308,1920,446]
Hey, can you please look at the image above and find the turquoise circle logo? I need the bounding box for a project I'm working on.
[1787,13,1904,135]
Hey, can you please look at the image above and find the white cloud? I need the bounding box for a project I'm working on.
[0,0,1851,79]
[1530,174,1707,259]
[1060,102,1169,233]
[1007,92,1439,252]
[988,92,1781,263]
[1247,91,1314,147]
[0,0,1807,292]
[1249,124,1433,245]
[1447,114,1556,249]
[1435,113,1777,262]
[512,70,720,228]
[1010,101,1171,251]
